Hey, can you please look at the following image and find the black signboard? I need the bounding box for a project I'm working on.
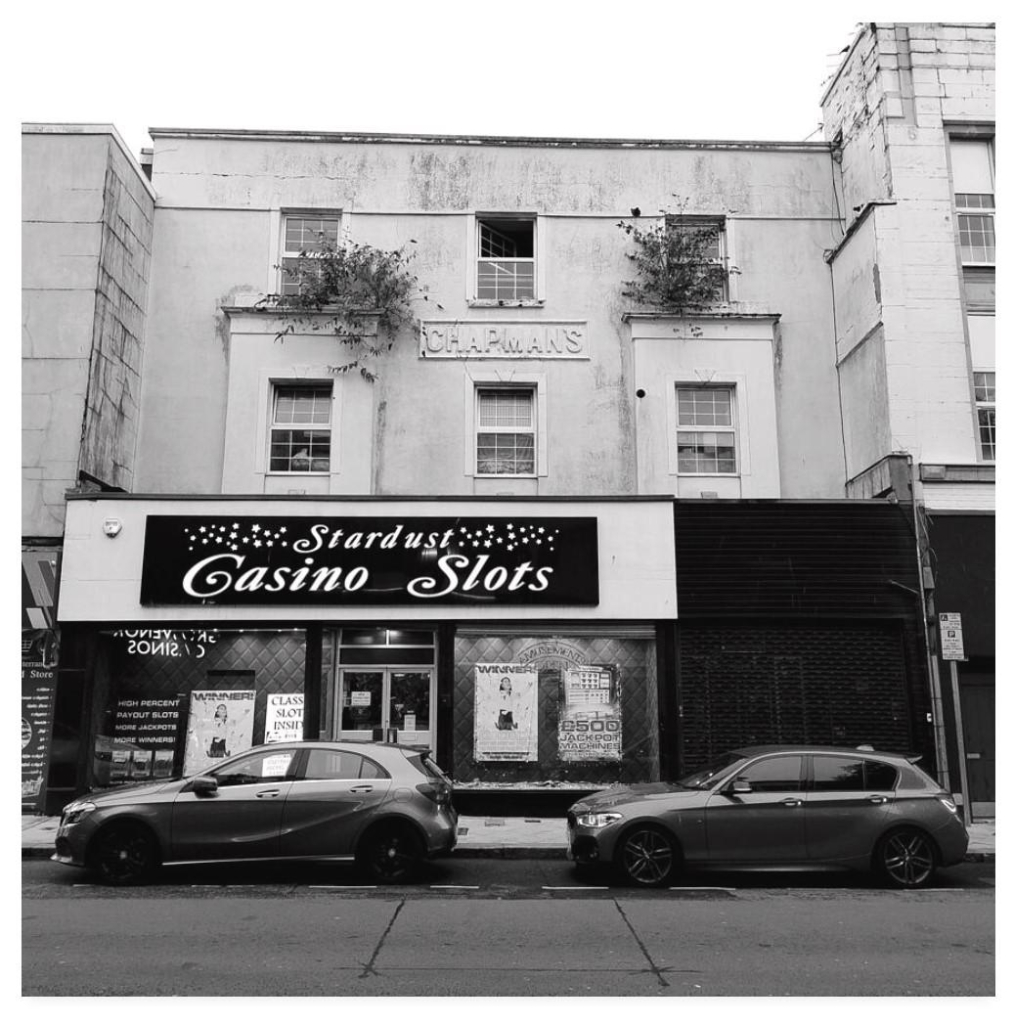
[22,658,57,813]
[108,696,186,783]
[141,515,599,606]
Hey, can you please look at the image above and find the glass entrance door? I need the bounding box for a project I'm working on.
[338,668,434,748]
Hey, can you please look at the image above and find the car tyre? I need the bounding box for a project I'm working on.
[875,827,938,889]
[357,822,423,884]
[89,823,159,886]
[616,825,680,888]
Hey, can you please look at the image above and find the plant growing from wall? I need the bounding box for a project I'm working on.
[617,199,736,317]
[261,236,437,381]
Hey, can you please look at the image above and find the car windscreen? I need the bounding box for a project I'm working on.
[677,751,747,789]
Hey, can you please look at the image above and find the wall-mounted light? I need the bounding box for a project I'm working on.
[102,518,123,538]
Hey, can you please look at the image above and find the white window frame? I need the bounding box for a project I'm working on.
[271,210,346,297]
[463,372,548,477]
[264,378,336,476]
[662,215,732,303]
[672,383,739,476]
[973,370,995,462]
[949,138,995,268]
[467,213,544,306]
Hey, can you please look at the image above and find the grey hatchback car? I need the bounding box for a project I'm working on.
[568,745,968,889]
[53,741,457,885]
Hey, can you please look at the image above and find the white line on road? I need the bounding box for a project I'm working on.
[669,887,737,893]
[430,885,480,889]
[308,885,377,889]
[542,886,610,890]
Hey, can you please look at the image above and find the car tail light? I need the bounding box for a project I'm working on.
[416,782,452,807]
[937,795,959,815]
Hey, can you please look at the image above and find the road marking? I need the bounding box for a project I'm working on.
[309,880,376,888]
[669,887,737,893]
[430,885,480,889]
[542,885,609,890]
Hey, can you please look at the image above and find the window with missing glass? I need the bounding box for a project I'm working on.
[280,214,341,296]
[269,383,332,473]
[974,371,995,461]
[676,386,737,474]
[663,216,729,302]
[476,217,536,301]
[476,387,536,476]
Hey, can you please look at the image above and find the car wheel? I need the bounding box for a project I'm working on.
[616,825,679,888]
[876,827,938,889]
[89,823,159,886]
[357,822,423,884]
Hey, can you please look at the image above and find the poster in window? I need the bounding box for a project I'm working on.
[558,666,621,762]
[21,657,57,813]
[264,693,305,744]
[109,696,185,784]
[474,664,538,762]
[183,690,256,776]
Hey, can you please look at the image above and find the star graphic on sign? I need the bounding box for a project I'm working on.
[538,527,545,534]
[229,532,237,540]
[484,540,492,548]
[232,522,239,529]
[279,527,287,533]
[252,524,261,533]
[486,525,495,533]
[253,539,262,547]
[266,540,274,547]
[199,526,206,533]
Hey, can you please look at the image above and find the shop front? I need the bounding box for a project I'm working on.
[56,496,677,815]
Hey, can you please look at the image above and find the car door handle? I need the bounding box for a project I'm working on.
[780,798,803,807]
[255,789,282,799]
[350,785,374,793]
[867,795,889,804]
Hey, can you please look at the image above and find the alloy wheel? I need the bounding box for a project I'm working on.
[880,830,937,888]
[92,826,156,886]
[620,827,675,887]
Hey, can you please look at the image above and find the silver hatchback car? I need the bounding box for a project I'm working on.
[568,745,968,889]
[53,741,457,885]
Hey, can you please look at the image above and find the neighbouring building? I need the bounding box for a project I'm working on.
[821,21,995,816]
[26,22,994,819]
[21,124,155,813]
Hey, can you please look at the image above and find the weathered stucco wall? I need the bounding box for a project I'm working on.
[136,132,842,498]
[22,128,154,536]
[823,23,994,474]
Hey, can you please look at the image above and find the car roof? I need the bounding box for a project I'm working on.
[240,739,430,759]
[730,744,915,762]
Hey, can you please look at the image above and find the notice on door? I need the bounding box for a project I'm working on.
[474,664,538,762]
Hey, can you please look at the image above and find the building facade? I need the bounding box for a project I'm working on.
[821,22,995,815]
[21,125,155,813]
[24,22,994,817]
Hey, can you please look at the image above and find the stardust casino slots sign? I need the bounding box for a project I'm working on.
[140,516,599,607]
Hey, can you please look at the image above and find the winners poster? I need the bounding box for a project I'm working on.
[183,690,256,776]
[474,664,538,762]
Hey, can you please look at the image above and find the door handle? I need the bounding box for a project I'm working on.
[780,798,802,807]
[255,789,281,798]
[351,785,374,793]
[867,795,888,804]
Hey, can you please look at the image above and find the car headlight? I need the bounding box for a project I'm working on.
[575,812,624,829]
[62,801,97,825]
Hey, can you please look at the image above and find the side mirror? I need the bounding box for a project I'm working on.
[729,779,752,795]
[184,776,218,797]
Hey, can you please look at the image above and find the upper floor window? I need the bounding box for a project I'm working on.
[950,140,995,265]
[476,387,536,476]
[476,216,536,301]
[974,371,995,461]
[663,216,729,302]
[269,383,332,473]
[676,386,737,474]
[280,214,341,297]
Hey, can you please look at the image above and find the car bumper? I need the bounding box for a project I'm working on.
[932,815,970,866]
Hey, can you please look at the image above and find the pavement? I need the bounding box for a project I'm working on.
[20,811,996,861]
